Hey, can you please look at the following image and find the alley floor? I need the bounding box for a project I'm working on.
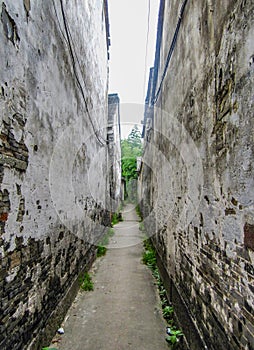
[50,204,168,350]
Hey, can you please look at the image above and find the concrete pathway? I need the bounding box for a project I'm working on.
[51,204,168,350]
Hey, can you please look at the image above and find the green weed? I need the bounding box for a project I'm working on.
[139,221,145,232]
[159,288,166,297]
[161,297,168,307]
[142,239,157,273]
[111,212,123,225]
[98,228,114,247]
[135,204,142,220]
[79,272,94,291]
[108,227,115,237]
[96,228,115,258]
[163,305,174,318]
[141,236,184,347]
[166,328,183,346]
[142,250,156,269]
[97,245,107,257]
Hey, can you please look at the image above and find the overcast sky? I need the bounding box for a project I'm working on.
[108,0,160,138]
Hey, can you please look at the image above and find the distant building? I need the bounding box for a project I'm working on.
[108,93,122,212]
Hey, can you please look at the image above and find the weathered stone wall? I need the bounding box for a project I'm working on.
[0,1,110,349]
[141,0,254,349]
[108,93,122,213]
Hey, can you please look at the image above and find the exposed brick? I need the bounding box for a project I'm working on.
[244,223,254,251]
[0,1,112,350]
[0,212,8,221]
[140,1,254,349]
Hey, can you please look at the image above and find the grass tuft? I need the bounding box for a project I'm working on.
[111,212,123,225]
[97,245,107,257]
[79,272,94,291]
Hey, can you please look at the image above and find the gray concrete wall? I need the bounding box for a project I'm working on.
[0,1,110,349]
[141,1,254,349]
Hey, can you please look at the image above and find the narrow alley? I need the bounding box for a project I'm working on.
[0,1,254,349]
[50,204,168,350]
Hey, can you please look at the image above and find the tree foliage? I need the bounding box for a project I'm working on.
[127,125,142,151]
[121,125,142,182]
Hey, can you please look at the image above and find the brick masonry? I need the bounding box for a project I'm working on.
[0,1,110,349]
[140,1,254,349]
